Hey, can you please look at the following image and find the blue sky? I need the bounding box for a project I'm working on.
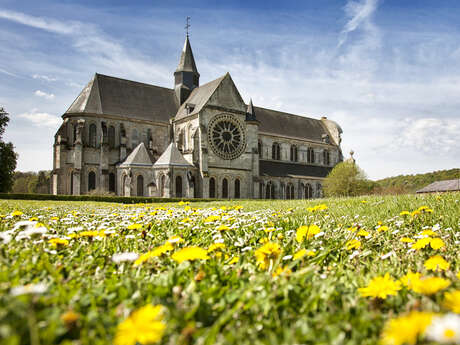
[0,0,459,179]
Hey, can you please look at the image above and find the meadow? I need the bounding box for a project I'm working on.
[0,193,459,345]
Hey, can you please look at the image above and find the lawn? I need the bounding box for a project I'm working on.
[0,193,459,345]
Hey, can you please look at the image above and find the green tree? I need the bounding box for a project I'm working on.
[0,107,17,192]
[323,161,373,197]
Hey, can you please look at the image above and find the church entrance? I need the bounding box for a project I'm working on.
[137,175,144,196]
[176,176,182,198]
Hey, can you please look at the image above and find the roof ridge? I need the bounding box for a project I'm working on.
[253,105,318,121]
[94,73,174,92]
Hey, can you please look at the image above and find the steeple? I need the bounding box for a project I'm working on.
[246,98,257,121]
[174,36,200,105]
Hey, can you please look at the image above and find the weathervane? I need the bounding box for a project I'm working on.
[185,16,191,37]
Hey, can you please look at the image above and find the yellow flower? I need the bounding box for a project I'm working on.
[357,229,370,237]
[171,247,209,263]
[114,305,166,345]
[79,231,99,238]
[399,211,410,216]
[400,271,422,289]
[207,243,225,253]
[380,311,435,345]
[204,215,221,223]
[254,242,281,270]
[127,224,143,230]
[358,273,402,299]
[424,255,450,272]
[296,224,321,243]
[443,290,460,313]
[216,224,231,231]
[307,204,328,212]
[345,239,361,251]
[421,229,438,237]
[377,225,389,232]
[293,249,315,260]
[48,238,69,248]
[11,210,23,217]
[457,272,460,280]
[29,217,38,221]
[400,237,414,243]
[272,266,292,278]
[429,238,445,250]
[411,237,432,250]
[228,256,239,265]
[180,217,192,223]
[411,277,451,295]
[411,210,421,217]
[264,227,275,233]
[347,226,357,232]
[61,310,79,326]
[134,243,173,266]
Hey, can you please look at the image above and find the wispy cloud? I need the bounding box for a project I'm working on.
[32,74,57,82]
[34,90,55,100]
[0,67,19,77]
[18,109,61,128]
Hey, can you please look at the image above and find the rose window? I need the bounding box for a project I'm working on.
[207,114,246,160]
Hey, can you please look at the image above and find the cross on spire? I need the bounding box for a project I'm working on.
[185,16,191,37]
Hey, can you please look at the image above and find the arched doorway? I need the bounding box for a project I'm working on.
[305,183,313,199]
[137,175,144,196]
[286,183,294,199]
[209,177,216,198]
[222,178,228,198]
[88,171,96,192]
[160,175,166,197]
[175,176,182,198]
[109,173,116,193]
[234,179,240,198]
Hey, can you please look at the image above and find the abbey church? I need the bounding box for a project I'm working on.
[52,36,343,199]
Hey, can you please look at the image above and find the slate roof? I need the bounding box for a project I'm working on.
[254,107,329,142]
[416,179,460,193]
[119,142,154,167]
[175,36,199,75]
[259,160,332,179]
[65,73,178,123]
[154,143,195,168]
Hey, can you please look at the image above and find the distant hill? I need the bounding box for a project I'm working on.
[375,168,460,194]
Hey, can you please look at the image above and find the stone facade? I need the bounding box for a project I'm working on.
[52,36,343,199]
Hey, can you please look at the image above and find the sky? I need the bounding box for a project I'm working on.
[0,0,459,180]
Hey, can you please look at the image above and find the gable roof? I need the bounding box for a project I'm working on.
[416,179,460,193]
[65,73,178,123]
[119,142,153,167]
[153,142,195,168]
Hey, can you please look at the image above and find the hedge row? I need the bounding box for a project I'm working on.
[0,193,219,204]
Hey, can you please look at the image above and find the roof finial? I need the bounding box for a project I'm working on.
[185,16,191,37]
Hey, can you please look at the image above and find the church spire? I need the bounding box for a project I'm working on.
[174,19,200,105]
[246,98,257,121]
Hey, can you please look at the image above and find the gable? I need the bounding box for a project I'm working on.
[119,143,153,167]
[206,73,246,112]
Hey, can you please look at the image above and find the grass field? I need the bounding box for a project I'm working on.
[0,193,459,345]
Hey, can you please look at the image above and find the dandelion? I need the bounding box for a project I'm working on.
[426,314,460,344]
[429,238,445,250]
[346,239,361,250]
[114,305,166,345]
[208,243,225,253]
[272,266,292,278]
[112,252,139,264]
[358,273,402,299]
[424,255,450,272]
[412,277,451,295]
[171,247,209,263]
[227,256,239,265]
[254,242,281,270]
[11,283,47,296]
[443,290,460,313]
[216,224,231,231]
[296,224,321,243]
[48,238,69,248]
[377,225,389,232]
[11,210,23,217]
[400,237,414,243]
[421,229,438,237]
[399,211,410,216]
[357,229,370,237]
[400,271,422,289]
[380,311,435,345]
[61,310,80,327]
[411,237,432,250]
[127,224,143,230]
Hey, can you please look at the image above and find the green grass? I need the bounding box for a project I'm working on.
[0,193,459,345]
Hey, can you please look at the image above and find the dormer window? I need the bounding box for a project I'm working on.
[322,134,330,144]
[185,103,195,114]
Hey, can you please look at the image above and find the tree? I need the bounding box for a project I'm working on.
[323,161,373,197]
[0,107,18,193]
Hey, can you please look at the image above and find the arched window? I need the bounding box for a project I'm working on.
[70,172,74,195]
[109,173,116,193]
[266,181,275,199]
[89,124,97,148]
[160,175,166,197]
[290,145,298,162]
[307,147,315,164]
[234,179,240,198]
[272,143,281,160]
[108,126,116,148]
[258,141,262,158]
[317,183,322,198]
[131,128,139,149]
[222,178,228,198]
[88,171,96,191]
[175,176,182,198]
[122,175,127,196]
[209,177,216,198]
[323,149,330,165]
[259,183,263,199]
[286,183,295,199]
[137,175,144,196]
[305,183,313,199]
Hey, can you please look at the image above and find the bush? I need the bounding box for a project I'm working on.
[323,161,373,197]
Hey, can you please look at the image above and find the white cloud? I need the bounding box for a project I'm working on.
[18,109,61,128]
[32,74,57,82]
[34,90,55,100]
[0,67,18,77]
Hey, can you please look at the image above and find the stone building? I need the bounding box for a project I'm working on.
[52,36,343,199]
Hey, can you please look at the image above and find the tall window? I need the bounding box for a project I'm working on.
[160,175,166,197]
[137,175,144,196]
[305,183,313,199]
[290,145,298,162]
[222,178,228,198]
[307,147,315,163]
[258,141,262,158]
[259,183,263,199]
[209,177,216,198]
[175,176,182,198]
[109,173,116,193]
[323,150,330,165]
[272,143,281,160]
[132,129,139,149]
[108,126,116,148]
[89,124,97,148]
[88,171,96,191]
[286,183,295,199]
[70,172,74,195]
[234,179,240,198]
[266,181,275,199]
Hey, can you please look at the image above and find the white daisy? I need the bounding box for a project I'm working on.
[11,283,47,296]
[112,252,139,263]
[426,314,460,344]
